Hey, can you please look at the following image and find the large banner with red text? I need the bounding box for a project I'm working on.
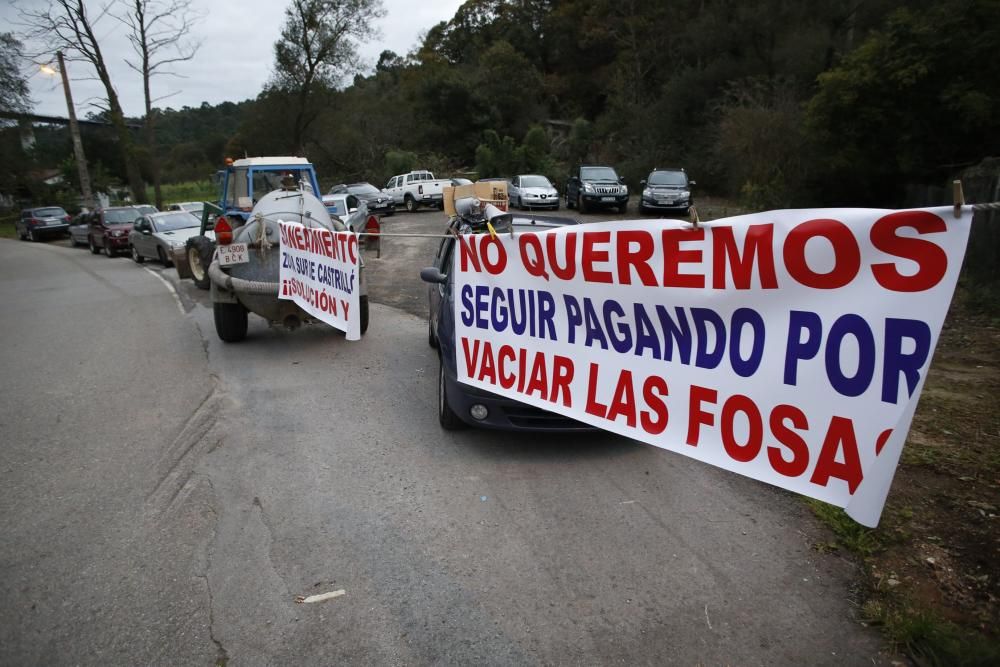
[453,208,973,526]
[279,221,361,340]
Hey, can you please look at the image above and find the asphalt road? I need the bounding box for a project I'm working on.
[0,228,887,665]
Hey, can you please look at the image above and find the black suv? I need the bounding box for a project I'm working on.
[638,168,695,216]
[565,165,628,213]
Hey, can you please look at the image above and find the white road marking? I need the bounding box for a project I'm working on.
[144,267,185,315]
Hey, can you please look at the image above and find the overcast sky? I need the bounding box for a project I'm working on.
[3,0,465,118]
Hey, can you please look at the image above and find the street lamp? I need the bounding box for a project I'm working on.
[41,51,95,211]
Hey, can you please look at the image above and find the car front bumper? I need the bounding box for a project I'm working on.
[105,234,131,248]
[520,195,559,208]
[641,197,691,212]
[582,193,628,207]
[444,369,593,432]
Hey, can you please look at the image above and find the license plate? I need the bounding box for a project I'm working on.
[217,243,248,266]
[601,196,615,202]
[658,199,674,205]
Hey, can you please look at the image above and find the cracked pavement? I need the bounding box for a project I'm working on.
[0,233,889,665]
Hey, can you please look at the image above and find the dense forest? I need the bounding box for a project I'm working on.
[4,0,999,216]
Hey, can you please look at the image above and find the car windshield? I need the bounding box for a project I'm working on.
[348,183,380,196]
[180,202,203,212]
[104,209,137,224]
[648,170,688,186]
[35,207,67,217]
[581,167,619,181]
[520,176,552,188]
[154,213,199,231]
[136,205,158,215]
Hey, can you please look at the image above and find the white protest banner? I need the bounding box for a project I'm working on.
[278,221,361,340]
[453,208,973,526]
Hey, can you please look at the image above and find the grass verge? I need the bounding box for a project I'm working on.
[807,289,1000,665]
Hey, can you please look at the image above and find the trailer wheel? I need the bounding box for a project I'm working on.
[214,301,248,342]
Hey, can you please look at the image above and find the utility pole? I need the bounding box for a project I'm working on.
[56,51,95,211]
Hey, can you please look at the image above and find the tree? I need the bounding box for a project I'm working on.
[269,0,386,154]
[805,0,1000,204]
[19,0,147,203]
[116,0,203,208]
[0,33,31,119]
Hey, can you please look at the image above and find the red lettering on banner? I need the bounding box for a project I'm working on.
[547,233,577,280]
[640,376,669,435]
[767,404,810,477]
[870,211,947,292]
[525,352,548,398]
[810,416,864,493]
[585,363,608,417]
[498,345,516,389]
[686,384,717,445]
[463,338,575,406]
[551,355,574,407]
[582,231,613,283]
[461,337,480,377]
[606,370,637,427]
[478,343,497,383]
[721,394,763,462]
[711,224,778,289]
[616,230,657,286]
[662,228,705,288]
[784,219,860,289]
[459,235,482,272]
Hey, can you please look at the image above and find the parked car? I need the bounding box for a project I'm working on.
[638,168,695,216]
[167,201,205,219]
[87,206,141,257]
[129,211,203,265]
[67,213,90,247]
[384,170,451,212]
[508,174,560,210]
[326,182,395,216]
[420,204,587,431]
[565,165,628,213]
[450,177,473,186]
[17,206,71,241]
[135,205,158,215]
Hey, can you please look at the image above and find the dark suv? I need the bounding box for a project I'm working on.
[565,165,628,213]
[87,206,141,257]
[638,168,695,216]
[17,206,71,241]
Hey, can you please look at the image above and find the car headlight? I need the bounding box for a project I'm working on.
[622,185,628,194]
[112,230,123,237]
[170,240,186,249]
[583,182,595,193]
[680,190,691,199]
[643,188,653,198]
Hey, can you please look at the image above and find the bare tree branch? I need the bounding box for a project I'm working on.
[113,0,204,207]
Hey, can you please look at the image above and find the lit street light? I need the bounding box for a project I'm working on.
[41,51,95,211]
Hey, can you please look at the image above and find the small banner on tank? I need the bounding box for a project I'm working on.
[278,221,361,340]
[452,207,973,526]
